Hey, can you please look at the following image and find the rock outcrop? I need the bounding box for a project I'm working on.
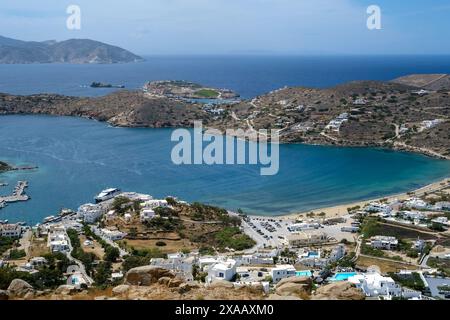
[7,279,35,298]
[0,290,9,300]
[275,276,312,297]
[54,285,77,296]
[209,279,234,289]
[112,284,131,296]
[311,282,365,300]
[124,266,175,286]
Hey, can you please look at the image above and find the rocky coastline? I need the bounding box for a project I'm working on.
[1,74,450,160]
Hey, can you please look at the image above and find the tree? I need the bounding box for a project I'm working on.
[429,222,445,232]
[166,197,177,206]
[122,256,148,272]
[94,261,112,286]
[104,246,120,263]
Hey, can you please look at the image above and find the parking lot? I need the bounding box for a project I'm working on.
[424,276,450,299]
[241,214,358,249]
[241,216,293,248]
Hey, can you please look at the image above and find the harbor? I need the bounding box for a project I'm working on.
[0,180,30,208]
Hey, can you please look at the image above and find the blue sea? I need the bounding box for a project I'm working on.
[1,55,450,224]
[2,55,450,98]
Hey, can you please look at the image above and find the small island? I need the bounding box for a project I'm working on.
[143,80,240,100]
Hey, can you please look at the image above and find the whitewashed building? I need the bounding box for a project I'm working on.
[288,222,320,232]
[365,202,392,216]
[431,216,449,226]
[239,254,274,265]
[412,238,426,251]
[329,244,346,262]
[0,223,22,238]
[141,199,169,209]
[150,252,196,281]
[96,228,127,241]
[369,236,398,250]
[432,202,450,211]
[349,271,422,299]
[348,272,402,298]
[404,198,429,210]
[47,225,70,252]
[207,259,237,282]
[77,203,105,224]
[140,209,156,222]
[270,264,296,283]
[401,211,425,221]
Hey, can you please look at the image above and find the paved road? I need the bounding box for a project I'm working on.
[18,230,32,258]
[66,230,94,285]
[419,254,430,268]
[352,236,362,262]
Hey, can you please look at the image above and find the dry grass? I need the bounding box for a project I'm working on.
[80,235,105,259]
[356,256,417,274]
[28,236,50,258]
[120,238,195,254]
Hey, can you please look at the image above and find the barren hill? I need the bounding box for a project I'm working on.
[392,74,450,91]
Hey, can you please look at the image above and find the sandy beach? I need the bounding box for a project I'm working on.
[251,176,450,222]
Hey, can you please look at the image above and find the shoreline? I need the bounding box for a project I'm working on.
[250,176,450,221]
[1,115,450,224]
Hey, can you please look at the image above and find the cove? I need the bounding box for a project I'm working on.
[1,115,450,224]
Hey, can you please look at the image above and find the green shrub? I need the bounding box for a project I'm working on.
[8,249,26,259]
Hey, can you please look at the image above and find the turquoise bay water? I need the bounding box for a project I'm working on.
[1,115,450,224]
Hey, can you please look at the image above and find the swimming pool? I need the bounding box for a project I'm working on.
[330,272,357,281]
[296,270,312,277]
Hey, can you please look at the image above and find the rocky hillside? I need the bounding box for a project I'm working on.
[211,79,450,159]
[2,266,364,301]
[0,91,207,128]
[1,75,450,159]
[0,36,143,64]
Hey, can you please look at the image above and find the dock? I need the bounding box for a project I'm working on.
[0,181,30,207]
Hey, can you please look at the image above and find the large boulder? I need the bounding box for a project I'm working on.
[275,276,312,297]
[312,282,365,300]
[0,290,9,300]
[167,278,183,288]
[55,285,77,295]
[157,276,172,286]
[209,279,234,289]
[112,284,131,296]
[7,279,35,298]
[277,276,312,287]
[125,266,175,286]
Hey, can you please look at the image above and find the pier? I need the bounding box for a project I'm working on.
[0,181,30,207]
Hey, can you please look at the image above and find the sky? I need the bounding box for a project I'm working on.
[0,0,449,55]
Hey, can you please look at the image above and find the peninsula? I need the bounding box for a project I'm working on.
[1,74,450,159]
[0,161,12,172]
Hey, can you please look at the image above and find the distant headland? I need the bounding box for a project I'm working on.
[0,35,143,64]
